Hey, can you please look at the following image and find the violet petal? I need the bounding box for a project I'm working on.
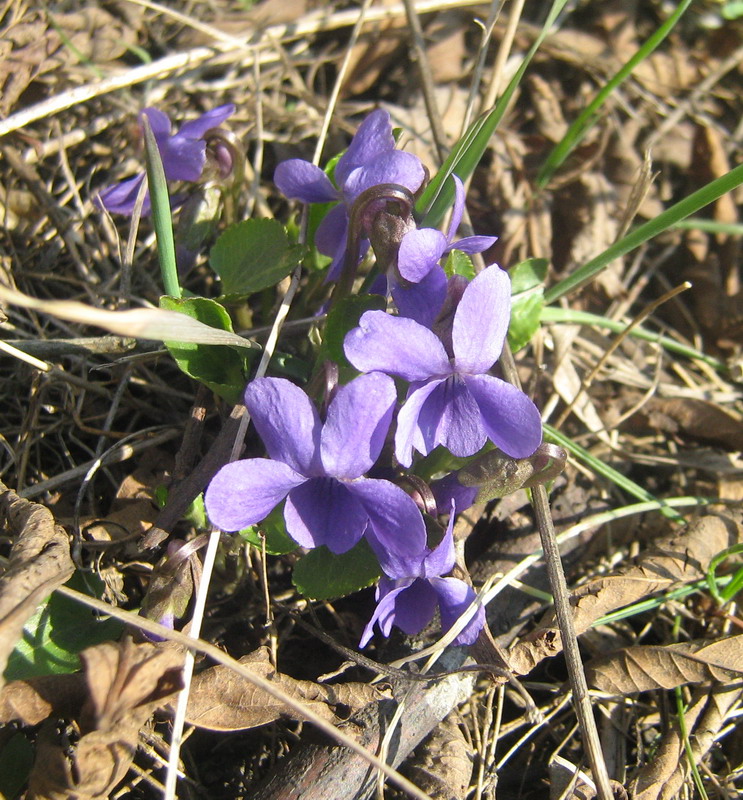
[284,477,367,552]
[430,577,485,645]
[392,265,448,328]
[464,373,543,458]
[274,160,339,204]
[447,235,498,255]
[335,109,396,187]
[321,373,396,479]
[160,137,207,182]
[422,513,456,578]
[452,265,511,374]
[315,203,348,259]
[394,378,447,468]
[205,459,306,532]
[388,579,440,635]
[350,478,428,577]
[245,378,322,475]
[397,228,447,283]
[344,310,450,382]
[141,107,172,139]
[416,376,487,458]
[177,103,235,139]
[343,151,425,203]
[97,172,147,216]
[446,175,466,243]
[359,580,412,647]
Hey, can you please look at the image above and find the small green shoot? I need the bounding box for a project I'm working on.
[142,116,181,298]
[544,161,743,304]
[536,0,693,189]
[416,0,571,228]
[706,543,743,606]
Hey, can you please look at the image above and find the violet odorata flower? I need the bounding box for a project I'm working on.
[344,265,543,466]
[204,373,427,574]
[360,511,485,647]
[273,109,425,278]
[97,104,236,215]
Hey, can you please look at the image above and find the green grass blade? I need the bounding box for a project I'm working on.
[673,218,743,236]
[536,0,692,189]
[544,161,743,304]
[543,423,684,521]
[416,0,570,228]
[541,307,727,372]
[142,116,181,298]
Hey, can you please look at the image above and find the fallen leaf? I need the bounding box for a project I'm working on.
[180,646,383,731]
[0,483,74,688]
[508,511,743,675]
[630,685,743,800]
[405,712,473,800]
[632,397,743,451]
[586,634,743,694]
[0,672,86,726]
[24,640,183,800]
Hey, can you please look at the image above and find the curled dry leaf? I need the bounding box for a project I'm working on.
[405,712,473,800]
[630,685,743,800]
[586,634,743,694]
[0,482,74,687]
[23,640,183,800]
[178,646,385,731]
[508,511,742,675]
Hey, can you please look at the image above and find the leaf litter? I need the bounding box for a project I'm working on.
[0,1,742,799]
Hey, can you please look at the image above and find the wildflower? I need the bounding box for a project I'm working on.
[360,511,485,647]
[396,175,497,284]
[97,104,236,215]
[344,264,543,467]
[204,373,427,572]
[274,109,425,278]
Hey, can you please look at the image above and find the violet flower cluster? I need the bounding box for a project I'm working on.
[206,109,543,648]
[97,104,235,216]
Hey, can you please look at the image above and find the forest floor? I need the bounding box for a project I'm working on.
[0,1,742,799]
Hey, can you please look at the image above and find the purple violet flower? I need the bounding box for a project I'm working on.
[397,175,497,284]
[360,511,485,647]
[97,104,236,216]
[204,373,427,573]
[274,109,426,278]
[344,265,543,467]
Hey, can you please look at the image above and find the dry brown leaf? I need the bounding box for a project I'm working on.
[630,685,743,800]
[0,483,75,688]
[79,639,183,733]
[586,634,743,694]
[508,511,743,675]
[405,712,473,800]
[180,646,384,731]
[635,397,743,451]
[0,7,138,116]
[25,640,182,800]
[0,672,86,726]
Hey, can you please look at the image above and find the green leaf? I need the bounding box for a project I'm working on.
[210,218,305,297]
[160,295,252,403]
[508,292,544,352]
[293,538,381,600]
[239,504,297,556]
[510,257,548,295]
[443,249,475,280]
[4,572,123,681]
[0,733,34,800]
[322,294,387,368]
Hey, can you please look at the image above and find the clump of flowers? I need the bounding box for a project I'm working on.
[200,108,545,649]
[104,103,546,648]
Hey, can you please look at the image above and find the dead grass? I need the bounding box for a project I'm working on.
[0,1,742,799]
